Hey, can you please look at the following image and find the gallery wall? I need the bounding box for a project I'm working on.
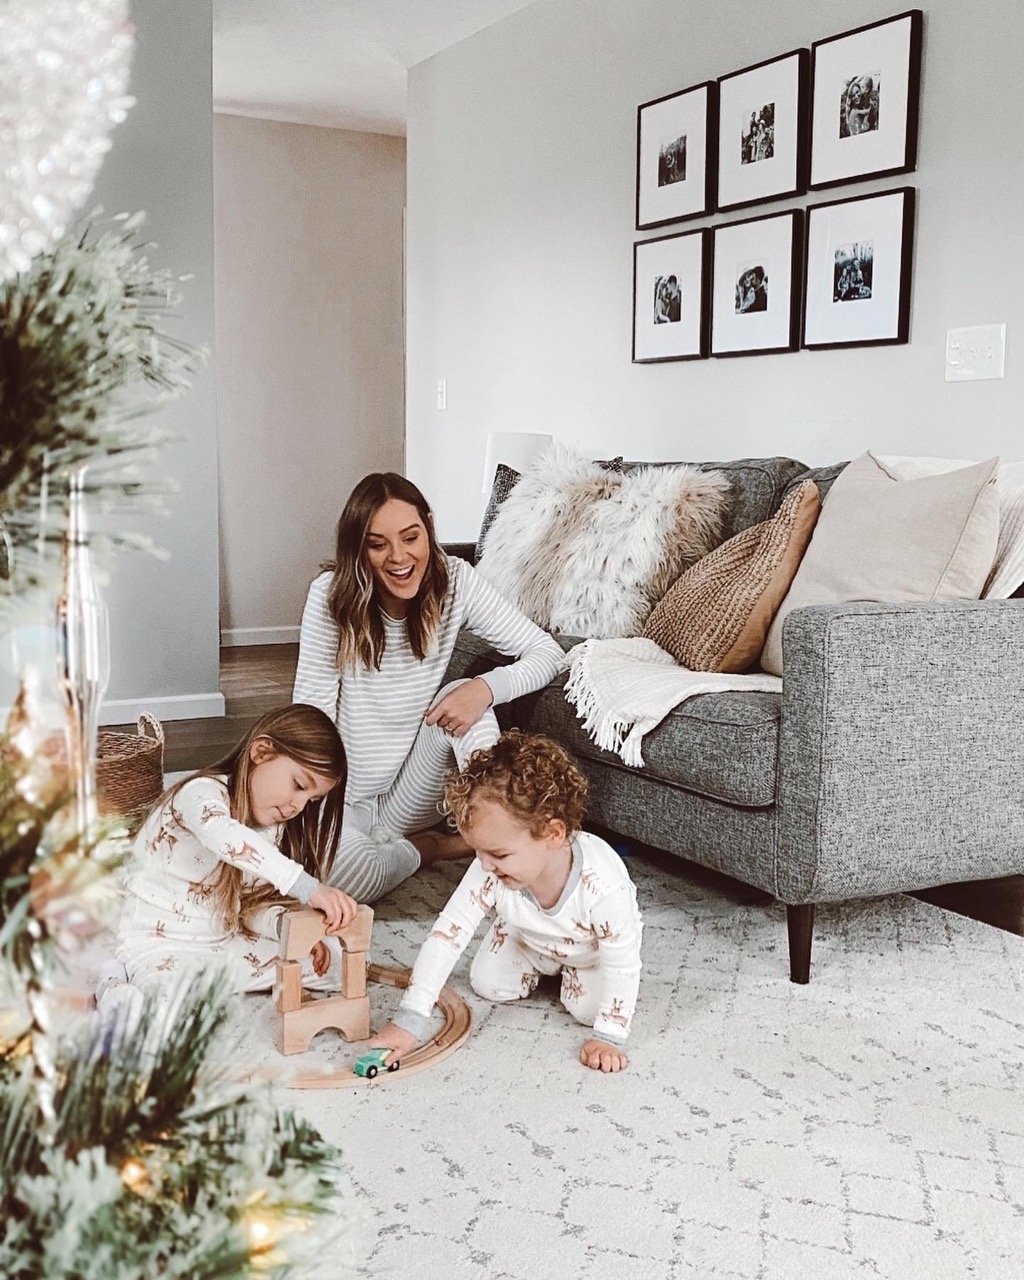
[405,0,1023,540]
[214,116,407,643]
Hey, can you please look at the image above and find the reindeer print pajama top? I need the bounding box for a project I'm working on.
[395,831,643,1046]
[115,776,320,992]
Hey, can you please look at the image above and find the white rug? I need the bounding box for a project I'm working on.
[242,853,1024,1279]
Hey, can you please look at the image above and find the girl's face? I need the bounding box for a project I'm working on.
[462,796,570,898]
[363,497,430,618]
[247,741,336,827]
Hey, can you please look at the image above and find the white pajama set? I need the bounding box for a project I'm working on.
[292,555,566,902]
[393,831,643,1046]
[111,776,341,998]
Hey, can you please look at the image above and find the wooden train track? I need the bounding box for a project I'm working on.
[279,963,472,1091]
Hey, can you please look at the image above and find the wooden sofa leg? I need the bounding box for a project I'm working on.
[786,904,814,984]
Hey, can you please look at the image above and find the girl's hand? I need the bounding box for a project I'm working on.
[309,884,358,932]
[310,939,330,977]
[367,1022,418,1067]
[579,1038,629,1073]
[424,677,493,737]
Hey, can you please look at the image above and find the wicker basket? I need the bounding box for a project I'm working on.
[97,713,165,833]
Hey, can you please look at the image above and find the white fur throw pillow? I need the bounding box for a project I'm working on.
[476,442,729,637]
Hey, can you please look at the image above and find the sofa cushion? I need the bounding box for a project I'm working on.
[519,677,781,808]
[761,451,1001,675]
[783,461,847,505]
[620,456,809,542]
[444,628,780,807]
[643,479,821,672]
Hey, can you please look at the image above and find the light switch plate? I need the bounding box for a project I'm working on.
[945,324,1006,382]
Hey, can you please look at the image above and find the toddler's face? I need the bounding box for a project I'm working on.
[247,745,335,828]
[463,796,566,894]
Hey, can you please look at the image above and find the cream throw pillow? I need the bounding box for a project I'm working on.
[874,454,1024,599]
[760,451,1000,675]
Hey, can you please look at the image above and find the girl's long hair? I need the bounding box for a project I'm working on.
[163,704,346,935]
[324,472,449,670]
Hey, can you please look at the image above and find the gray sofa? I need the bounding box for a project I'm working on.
[444,456,1024,982]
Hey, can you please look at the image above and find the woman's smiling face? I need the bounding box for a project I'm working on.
[363,497,430,617]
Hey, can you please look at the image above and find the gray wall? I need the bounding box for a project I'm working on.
[98,0,220,721]
[405,0,1022,540]
[0,0,221,723]
[213,116,406,644]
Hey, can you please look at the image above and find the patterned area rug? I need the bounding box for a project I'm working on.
[248,852,1024,1279]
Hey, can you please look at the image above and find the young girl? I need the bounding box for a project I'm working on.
[101,704,358,1014]
[370,731,644,1073]
[293,472,565,903]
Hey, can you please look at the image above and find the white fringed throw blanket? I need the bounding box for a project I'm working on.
[564,637,783,767]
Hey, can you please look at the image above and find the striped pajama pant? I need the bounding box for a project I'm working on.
[327,680,500,901]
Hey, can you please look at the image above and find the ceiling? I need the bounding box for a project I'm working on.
[212,0,538,136]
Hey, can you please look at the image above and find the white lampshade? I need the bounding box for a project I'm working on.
[481,432,554,493]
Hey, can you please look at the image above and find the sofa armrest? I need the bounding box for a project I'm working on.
[775,599,1024,903]
[443,541,477,565]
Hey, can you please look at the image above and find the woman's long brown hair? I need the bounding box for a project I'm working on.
[325,472,450,670]
[162,704,346,935]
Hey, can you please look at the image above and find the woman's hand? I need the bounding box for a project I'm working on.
[309,884,358,932]
[424,677,494,737]
[579,1038,629,1073]
[367,1022,418,1067]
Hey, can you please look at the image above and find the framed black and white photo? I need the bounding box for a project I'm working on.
[809,10,922,189]
[710,210,802,357]
[716,49,809,212]
[633,229,710,362]
[803,187,915,349]
[636,81,717,229]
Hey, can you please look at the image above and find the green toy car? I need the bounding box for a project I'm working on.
[353,1047,401,1079]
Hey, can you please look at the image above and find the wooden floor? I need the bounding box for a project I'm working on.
[132,644,1024,938]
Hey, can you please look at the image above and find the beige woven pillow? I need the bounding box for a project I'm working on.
[643,480,821,672]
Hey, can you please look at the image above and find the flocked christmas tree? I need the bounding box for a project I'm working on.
[0,3,357,1275]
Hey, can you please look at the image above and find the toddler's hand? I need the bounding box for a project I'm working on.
[310,939,330,977]
[579,1038,628,1073]
[309,884,357,932]
[367,1022,417,1067]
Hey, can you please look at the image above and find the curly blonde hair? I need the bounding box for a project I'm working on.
[444,730,588,838]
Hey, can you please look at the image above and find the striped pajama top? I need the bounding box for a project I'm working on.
[292,556,566,806]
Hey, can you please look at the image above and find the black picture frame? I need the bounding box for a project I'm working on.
[802,187,915,349]
[632,229,711,363]
[716,48,809,213]
[809,9,923,190]
[636,81,717,230]
[710,209,803,357]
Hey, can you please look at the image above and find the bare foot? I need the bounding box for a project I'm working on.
[409,828,473,866]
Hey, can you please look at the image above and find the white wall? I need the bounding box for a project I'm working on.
[406,0,1023,540]
[93,0,221,721]
[214,116,406,643]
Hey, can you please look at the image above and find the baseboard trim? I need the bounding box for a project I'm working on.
[99,692,226,726]
[220,626,300,647]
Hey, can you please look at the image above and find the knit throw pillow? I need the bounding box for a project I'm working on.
[476,442,728,637]
[643,479,822,672]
